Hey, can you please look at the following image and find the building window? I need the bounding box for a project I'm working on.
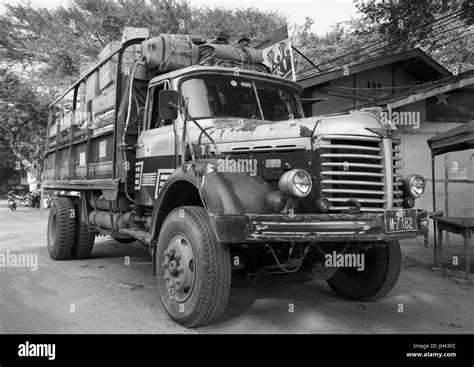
[367,81,382,91]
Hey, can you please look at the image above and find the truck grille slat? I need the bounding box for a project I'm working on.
[319,144,382,152]
[320,153,383,160]
[321,135,382,142]
[322,180,385,186]
[322,189,386,195]
[321,171,384,177]
[322,162,383,169]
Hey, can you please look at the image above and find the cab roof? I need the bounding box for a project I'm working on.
[149,65,304,93]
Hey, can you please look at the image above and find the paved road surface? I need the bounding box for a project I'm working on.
[1,202,472,334]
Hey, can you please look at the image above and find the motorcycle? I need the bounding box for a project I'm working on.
[15,194,30,207]
[28,190,41,208]
[7,192,17,211]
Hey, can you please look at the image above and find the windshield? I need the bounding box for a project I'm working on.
[180,76,303,121]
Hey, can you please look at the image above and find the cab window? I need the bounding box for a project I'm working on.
[147,81,170,129]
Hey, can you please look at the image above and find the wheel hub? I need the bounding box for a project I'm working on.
[162,233,195,303]
[168,260,178,275]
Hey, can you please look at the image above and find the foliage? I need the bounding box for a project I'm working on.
[191,6,286,42]
[0,69,51,182]
[353,0,474,73]
[291,17,383,78]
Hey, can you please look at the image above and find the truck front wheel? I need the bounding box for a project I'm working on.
[47,197,76,260]
[326,240,401,301]
[156,206,231,328]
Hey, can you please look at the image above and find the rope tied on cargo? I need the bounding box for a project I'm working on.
[236,47,247,69]
[159,39,197,73]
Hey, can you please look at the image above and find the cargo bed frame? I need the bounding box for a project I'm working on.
[42,38,146,190]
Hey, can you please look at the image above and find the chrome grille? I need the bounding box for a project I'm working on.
[319,135,401,213]
[392,138,403,207]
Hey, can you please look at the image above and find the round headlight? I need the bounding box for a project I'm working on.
[278,169,312,198]
[403,174,425,199]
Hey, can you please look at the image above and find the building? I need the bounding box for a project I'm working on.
[299,49,474,244]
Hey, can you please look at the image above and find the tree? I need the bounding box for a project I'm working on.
[191,6,286,42]
[0,69,51,183]
[291,17,383,78]
[353,0,474,73]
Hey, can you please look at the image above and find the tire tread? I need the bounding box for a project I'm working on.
[327,240,401,302]
[157,206,231,328]
[72,222,95,259]
[48,197,76,260]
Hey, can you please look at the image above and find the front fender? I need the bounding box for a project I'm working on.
[149,159,273,240]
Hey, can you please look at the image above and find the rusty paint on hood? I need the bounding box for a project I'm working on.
[299,125,313,137]
[194,117,320,144]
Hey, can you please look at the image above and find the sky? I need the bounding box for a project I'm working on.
[0,0,360,35]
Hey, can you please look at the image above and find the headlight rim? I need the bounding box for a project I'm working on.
[278,169,312,198]
[403,174,425,199]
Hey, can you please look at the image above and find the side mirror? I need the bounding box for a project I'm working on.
[158,90,179,120]
[138,107,146,133]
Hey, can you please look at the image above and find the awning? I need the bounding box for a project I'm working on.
[427,122,474,156]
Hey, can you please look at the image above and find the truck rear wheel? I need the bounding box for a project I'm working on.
[326,240,401,301]
[156,206,231,328]
[47,197,76,260]
[71,199,95,259]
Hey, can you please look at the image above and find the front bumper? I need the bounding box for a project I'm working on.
[211,209,429,243]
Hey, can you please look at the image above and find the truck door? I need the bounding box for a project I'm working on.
[135,80,176,207]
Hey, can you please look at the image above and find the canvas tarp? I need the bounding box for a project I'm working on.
[427,122,474,156]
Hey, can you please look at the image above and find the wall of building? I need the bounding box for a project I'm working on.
[310,62,421,116]
[311,77,355,115]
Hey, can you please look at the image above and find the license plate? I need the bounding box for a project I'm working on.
[385,209,417,233]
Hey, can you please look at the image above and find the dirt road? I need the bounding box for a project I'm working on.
[1,202,472,334]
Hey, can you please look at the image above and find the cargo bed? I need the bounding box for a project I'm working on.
[42,39,147,191]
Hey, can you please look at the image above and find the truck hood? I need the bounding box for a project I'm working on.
[203,117,316,140]
[192,117,318,151]
[191,111,389,150]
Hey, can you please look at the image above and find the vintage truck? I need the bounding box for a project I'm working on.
[42,34,429,328]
